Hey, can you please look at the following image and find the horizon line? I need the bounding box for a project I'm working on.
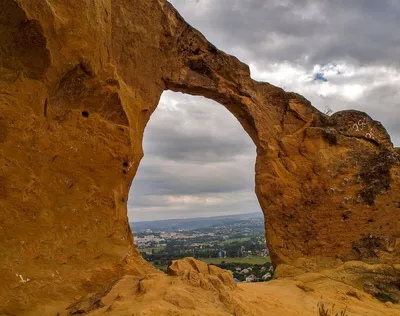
[130,211,263,223]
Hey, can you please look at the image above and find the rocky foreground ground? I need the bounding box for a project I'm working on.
[28,258,399,316]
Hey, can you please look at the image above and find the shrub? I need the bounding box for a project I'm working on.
[374,292,399,304]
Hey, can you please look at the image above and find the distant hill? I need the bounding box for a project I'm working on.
[130,212,263,232]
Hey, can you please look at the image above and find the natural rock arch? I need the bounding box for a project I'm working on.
[0,0,399,313]
[156,4,399,266]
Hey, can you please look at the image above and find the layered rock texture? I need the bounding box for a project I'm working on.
[62,259,400,316]
[0,0,399,314]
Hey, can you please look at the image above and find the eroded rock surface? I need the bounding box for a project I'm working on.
[38,259,400,316]
[0,0,399,313]
[167,257,237,290]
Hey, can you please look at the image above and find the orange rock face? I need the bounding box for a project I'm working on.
[0,0,399,313]
[167,257,237,290]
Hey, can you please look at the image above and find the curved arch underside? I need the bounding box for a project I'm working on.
[0,0,399,312]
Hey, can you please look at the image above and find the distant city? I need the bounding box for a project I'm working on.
[130,212,274,282]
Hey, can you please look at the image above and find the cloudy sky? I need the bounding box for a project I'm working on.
[128,0,400,222]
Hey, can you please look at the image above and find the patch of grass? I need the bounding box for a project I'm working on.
[222,237,250,244]
[316,302,348,316]
[374,292,399,304]
[202,256,270,265]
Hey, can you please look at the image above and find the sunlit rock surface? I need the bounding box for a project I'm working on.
[0,0,399,314]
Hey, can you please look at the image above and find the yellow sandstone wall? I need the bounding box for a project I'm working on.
[0,0,399,312]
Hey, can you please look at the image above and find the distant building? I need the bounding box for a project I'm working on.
[262,273,272,280]
[245,275,257,282]
[240,269,249,275]
[218,250,226,258]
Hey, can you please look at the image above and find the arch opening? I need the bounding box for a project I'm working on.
[128,91,274,282]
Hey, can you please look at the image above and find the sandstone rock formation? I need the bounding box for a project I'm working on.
[0,0,399,314]
[36,258,400,315]
[167,257,237,290]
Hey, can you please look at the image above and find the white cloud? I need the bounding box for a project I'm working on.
[129,91,259,221]
[250,61,400,132]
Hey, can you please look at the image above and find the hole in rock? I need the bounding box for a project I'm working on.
[81,110,89,118]
[128,91,274,282]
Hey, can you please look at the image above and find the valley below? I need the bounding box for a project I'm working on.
[131,213,274,282]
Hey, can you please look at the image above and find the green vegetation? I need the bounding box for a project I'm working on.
[132,213,274,282]
[374,292,399,304]
[136,218,268,269]
[223,237,250,244]
[214,261,274,282]
[202,256,270,265]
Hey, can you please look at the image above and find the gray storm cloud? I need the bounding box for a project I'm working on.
[129,92,259,221]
